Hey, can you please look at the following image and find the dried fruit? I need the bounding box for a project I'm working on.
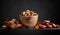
[47,25,52,28]
[2,25,7,28]
[16,24,22,28]
[39,24,46,28]
[23,12,25,16]
[56,24,60,28]
[25,10,30,16]
[52,23,56,28]
[35,25,39,29]
[10,24,16,29]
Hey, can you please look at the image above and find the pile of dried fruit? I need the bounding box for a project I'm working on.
[2,19,22,29]
[2,19,60,29]
[1,10,60,29]
[21,10,37,16]
[35,20,60,29]
[19,9,38,28]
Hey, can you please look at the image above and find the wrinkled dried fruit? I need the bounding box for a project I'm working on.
[56,24,60,28]
[52,23,56,28]
[10,24,16,29]
[47,25,52,28]
[35,25,39,29]
[16,24,22,28]
[41,20,50,22]
[2,25,7,28]
[39,24,46,28]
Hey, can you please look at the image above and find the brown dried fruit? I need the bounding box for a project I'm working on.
[12,19,16,22]
[56,24,60,28]
[22,26,26,28]
[10,24,16,29]
[47,25,52,28]
[46,23,50,25]
[52,23,56,28]
[44,20,50,23]
[2,25,7,28]
[35,25,39,29]
[5,19,10,22]
[39,24,46,28]
[16,24,22,28]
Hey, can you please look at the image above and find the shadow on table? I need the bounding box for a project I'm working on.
[0,28,60,35]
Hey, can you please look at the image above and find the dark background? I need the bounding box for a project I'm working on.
[0,0,60,26]
[0,0,60,35]
[0,0,60,24]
